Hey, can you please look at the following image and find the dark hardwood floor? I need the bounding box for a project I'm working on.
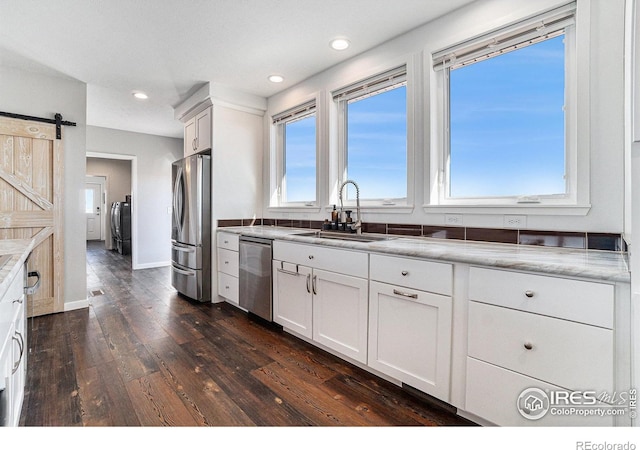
[19,240,472,427]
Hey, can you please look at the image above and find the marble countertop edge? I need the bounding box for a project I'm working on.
[218,226,630,283]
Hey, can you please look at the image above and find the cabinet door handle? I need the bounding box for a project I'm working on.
[524,342,534,350]
[525,290,535,298]
[308,255,314,260]
[306,273,311,293]
[277,268,300,277]
[25,270,41,296]
[393,289,418,299]
[192,138,197,151]
[312,275,317,295]
[401,270,409,276]
[12,330,24,374]
[12,297,23,304]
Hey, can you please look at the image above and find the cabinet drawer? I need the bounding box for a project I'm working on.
[465,357,614,426]
[468,301,613,391]
[468,267,614,328]
[217,248,239,277]
[217,232,239,251]
[273,241,368,278]
[218,272,239,304]
[370,254,452,295]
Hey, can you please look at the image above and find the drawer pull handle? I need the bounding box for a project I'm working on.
[308,255,314,260]
[524,342,534,350]
[401,270,409,276]
[393,289,418,299]
[525,290,535,298]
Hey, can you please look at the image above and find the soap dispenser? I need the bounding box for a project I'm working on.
[331,204,338,229]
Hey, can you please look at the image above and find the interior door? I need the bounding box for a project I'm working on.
[85,182,101,240]
[0,117,64,317]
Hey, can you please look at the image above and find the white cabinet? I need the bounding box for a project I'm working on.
[216,232,239,305]
[368,254,453,401]
[272,241,369,364]
[183,107,212,156]
[464,266,616,426]
[273,261,313,339]
[312,268,368,363]
[0,263,26,427]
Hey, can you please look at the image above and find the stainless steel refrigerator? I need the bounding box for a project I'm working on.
[171,154,211,302]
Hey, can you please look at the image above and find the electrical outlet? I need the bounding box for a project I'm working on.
[445,214,463,226]
[504,215,527,229]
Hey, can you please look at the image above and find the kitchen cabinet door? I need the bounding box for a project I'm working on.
[272,261,313,339]
[368,280,452,401]
[184,117,197,156]
[312,268,368,364]
[183,107,212,156]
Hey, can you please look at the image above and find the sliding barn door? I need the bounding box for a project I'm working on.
[0,117,64,317]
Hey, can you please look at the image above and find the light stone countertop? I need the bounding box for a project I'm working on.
[0,238,35,298]
[219,226,630,283]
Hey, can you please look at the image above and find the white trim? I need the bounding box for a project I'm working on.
[333,58,414,207]
[134,260,171,270]
[427,2,588,211]
[64,298,89,312]
[271,93,321,208]
[86,151,139,269]
[422,204,591,216]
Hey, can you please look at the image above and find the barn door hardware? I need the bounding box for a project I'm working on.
[0,111,76,139]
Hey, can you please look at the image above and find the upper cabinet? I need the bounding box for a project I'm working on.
[184,107,212,156]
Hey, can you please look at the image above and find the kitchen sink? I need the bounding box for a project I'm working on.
[295,230,395,243]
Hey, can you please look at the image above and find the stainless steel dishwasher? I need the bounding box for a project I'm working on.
[239,235,273,321]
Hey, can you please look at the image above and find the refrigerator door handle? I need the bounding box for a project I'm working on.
[172,265,196,276]
[171,243,195,253]
[173,166,184,236]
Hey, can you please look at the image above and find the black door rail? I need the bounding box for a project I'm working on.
[0,111,76,139]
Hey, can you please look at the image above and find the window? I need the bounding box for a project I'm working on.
[432,3,577,205]
[85,189,94,214]
[273,101,317,205]
[334,66,408,203]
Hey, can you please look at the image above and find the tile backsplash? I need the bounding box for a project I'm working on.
[217,218,626,252]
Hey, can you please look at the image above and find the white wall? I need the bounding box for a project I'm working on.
[265,0,626,233]
[86,157,132,249]
[86,126,183,268]
[0,65,88,309]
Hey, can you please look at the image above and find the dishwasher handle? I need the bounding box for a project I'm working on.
[24,270,41,295]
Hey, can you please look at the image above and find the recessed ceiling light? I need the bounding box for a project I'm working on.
[330,38,350,51]
[268,75,284,83]
[132,91,148,100]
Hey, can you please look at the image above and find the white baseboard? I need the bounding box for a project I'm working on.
[64,298,90,312]
[133,260,171,270]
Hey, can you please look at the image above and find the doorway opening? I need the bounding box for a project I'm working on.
[86,153,136,269]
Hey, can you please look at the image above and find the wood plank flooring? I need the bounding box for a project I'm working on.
[19,240,473,427]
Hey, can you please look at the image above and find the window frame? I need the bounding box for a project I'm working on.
[427,2,590,215]
[271,100,319,209]
[333,63,415,209]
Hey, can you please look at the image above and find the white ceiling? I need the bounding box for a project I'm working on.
[0,0,476,138]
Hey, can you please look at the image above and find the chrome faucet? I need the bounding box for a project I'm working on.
[339,179,362,234]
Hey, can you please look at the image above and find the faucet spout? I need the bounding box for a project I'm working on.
[339,179,362,234]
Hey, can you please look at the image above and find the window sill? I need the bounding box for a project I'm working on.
[422,204,591,216]
[324,204,415,214]
[267,206,322,214]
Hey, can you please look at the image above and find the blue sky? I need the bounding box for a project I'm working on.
[284,115,316,202]
[449,35,566,198]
